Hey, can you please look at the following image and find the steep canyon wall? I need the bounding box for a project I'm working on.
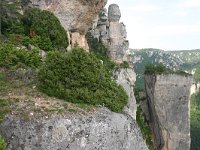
[145,74,193,150]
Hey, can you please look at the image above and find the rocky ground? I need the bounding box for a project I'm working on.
[0,68,96,124]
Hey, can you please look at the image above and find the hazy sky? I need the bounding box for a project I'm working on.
[106,0,200,50]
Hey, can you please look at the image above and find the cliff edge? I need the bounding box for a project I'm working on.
[144,74,192,150]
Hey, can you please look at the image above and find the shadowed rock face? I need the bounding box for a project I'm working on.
[0,108,148,150]
[22,0,107,33]
[145,74,193,150]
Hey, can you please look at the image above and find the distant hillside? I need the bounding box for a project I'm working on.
[130,48,200,89]
[167,49,200,72]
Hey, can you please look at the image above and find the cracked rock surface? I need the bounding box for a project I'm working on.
[145,74,192,150]
[0,108,147,150]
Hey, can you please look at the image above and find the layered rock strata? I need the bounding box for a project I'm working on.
[144,74,193,150]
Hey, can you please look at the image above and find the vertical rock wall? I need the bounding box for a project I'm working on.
[145,74,193,150]
[113,69,137,119]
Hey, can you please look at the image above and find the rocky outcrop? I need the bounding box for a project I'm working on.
[22,0,107,50]
[90,4,129,63]
[0,108,148,150]
[113,69,137,119]
[144,74,193,150]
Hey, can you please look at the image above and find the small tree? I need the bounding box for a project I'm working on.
[23,8,68,50]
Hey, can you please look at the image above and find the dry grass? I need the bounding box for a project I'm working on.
[0,68,96,122]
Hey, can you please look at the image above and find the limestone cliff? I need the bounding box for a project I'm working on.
[114,69,137,119]
[0,1,149,149]
[144,74,193,150]
[22,0,107,50]
[90,4,129,63]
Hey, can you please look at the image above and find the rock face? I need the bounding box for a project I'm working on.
[114,68,137,119]
[0,68,147,150]
[22,0,107,50]
[144,74,193,150]
[108,4,121,22]
[0,108,148,150]
[90,4,129,63]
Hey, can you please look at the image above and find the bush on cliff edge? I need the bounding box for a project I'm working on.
[23,8,68,51]
[0,135,6,150]
[38,47,128,112]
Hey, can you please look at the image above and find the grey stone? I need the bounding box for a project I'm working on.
[108,4,121,22]
[90,4,129,63]
[144,74,193,150]
[0,108,148,150]
[113,69,137,119]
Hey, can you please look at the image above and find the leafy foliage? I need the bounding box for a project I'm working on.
[23,8,68,51]
[194,66,200,83]
[144,63,189,76]
[120,61,129,68]
[86,32,117,72]
[0,43,42,69]
[21,35,54,51]
[191,92,200,150]
[0,135,6,150]
[38,47,128,112]
[0,0,23,36]
[135,88,154,150]
[0,99,12,123]
[144,63,172,75]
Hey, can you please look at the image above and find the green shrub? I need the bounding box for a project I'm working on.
[120,61,129,68]
[136,106,154,150]
[21,35,53,51]
[191,92,200,150]
[38,47,128,112]
[0,43,42,69]
[144,63,169,75]
[194,66,200,83]
[86,32,117,72]
[135,88,154,150]
[0,135,6,150]
[23,8,68,50]
[144,63,189,76]
[2,19,24,35]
